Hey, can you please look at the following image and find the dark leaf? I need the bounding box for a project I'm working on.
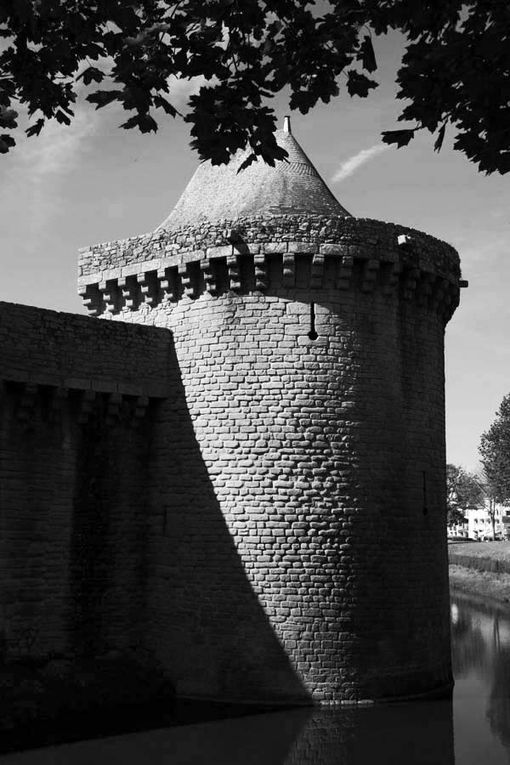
[79,67,104,86]
[0,0,507,173]
[357,35,377,73]
[381,129,415,148]
[26,118,45,138]
[155,95,177,117]
[237,152,257,173]
[0,106,18,129]
[120,113,158,133]
[109,4,139,32]
[0,134,14,153]
[55,109,71,125]
[346,70,378,98]
[137,113,158,133]
[119,115,140,130]
[434,123,446,153]
[87,90,124,109]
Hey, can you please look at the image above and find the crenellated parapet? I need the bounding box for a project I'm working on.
[78,215,464,322]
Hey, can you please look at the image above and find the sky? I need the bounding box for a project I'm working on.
[0,33,508,474]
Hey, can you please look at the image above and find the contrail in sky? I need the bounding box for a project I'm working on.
[331,144,389,184]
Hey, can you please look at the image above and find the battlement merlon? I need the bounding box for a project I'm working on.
[77,214,464,321]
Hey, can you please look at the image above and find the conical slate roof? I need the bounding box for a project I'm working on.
[158,118,351,230]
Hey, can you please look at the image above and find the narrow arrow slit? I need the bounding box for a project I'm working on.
[308,302,318,340]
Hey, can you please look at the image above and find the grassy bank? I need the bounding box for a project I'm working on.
[448,541,510,575]
[448,541,510,604]
[449,564,510,605]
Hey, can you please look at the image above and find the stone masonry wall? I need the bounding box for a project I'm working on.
[78,215,461,324]
[0,302,173,662]
[83,214,461,703]
[78,215,459,281]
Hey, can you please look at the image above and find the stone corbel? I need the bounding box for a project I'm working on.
[98,280,119,314]
[137,271,158,306]
[49,387,68,422]
[133,395,149,420]
[157,266,179,302]
[360,259,380,292]
[78,284,102,316]
[254,253,268,291]
[200,259,218,295]
[118,275,138,310]
[336,255,354,290]
[310,254,324,289]
[382,260,401,295]
[78,390,97,424]
[282,253,296,288]
[227,254,242,292]
[178,263,196,298]
[106,392,122,423]
[416,270,435,305]
[16,383,38,425]
[401,267,420,300]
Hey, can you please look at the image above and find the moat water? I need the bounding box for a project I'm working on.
[2,590,510,764]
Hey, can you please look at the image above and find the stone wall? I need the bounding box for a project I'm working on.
[78,215,459,280]
[78,215,461,325]
[81,214,460,703]
[0,302,172,661]
[0,204,461,705]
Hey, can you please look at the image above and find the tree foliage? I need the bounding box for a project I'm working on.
[446,463,485,528]
[480,394,510,506]
[476,467,500,540]
[0,0,509,171]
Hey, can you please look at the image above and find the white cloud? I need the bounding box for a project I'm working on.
[5,104,100,245]
[21,108,98,179]
[331,144,389,184]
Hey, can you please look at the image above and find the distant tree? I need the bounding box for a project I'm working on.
[446,463,485,529]
[0,1,509,171]
[480,395,510,508]
[475,468,501,541]
[467,467,501,540]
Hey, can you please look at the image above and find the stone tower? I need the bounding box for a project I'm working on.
[78,119,462,704]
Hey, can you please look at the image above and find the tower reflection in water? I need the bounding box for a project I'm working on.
[285,701,454,765]
[451,591,510,761]
[0,699,455,765]
[9,593,510,765]
[39,595,510,765]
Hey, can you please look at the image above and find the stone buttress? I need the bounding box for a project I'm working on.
[78,120,464,704]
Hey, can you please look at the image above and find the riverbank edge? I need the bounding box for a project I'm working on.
[449,563,510,609]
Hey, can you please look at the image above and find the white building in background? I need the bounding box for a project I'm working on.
[448,503,510,540]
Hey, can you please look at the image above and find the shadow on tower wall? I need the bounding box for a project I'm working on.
[0,308,308,750]
[145,334,308,704]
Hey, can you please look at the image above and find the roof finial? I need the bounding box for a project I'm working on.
[283,115,291,134]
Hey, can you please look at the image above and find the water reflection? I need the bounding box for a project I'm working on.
[451,591,510,764]
[0,701,455,765]
[3,592,510,764]
[285,702,454,765]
